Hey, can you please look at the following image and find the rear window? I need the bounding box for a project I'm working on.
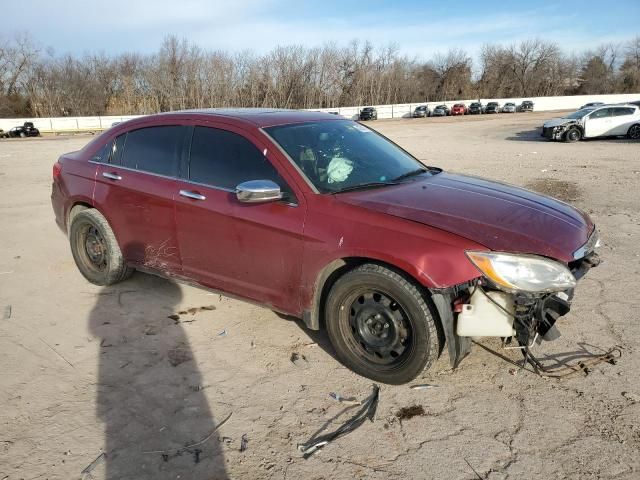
[119,126,184,176]
[612,107,635,116]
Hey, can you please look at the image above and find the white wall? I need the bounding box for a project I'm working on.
[314,93,640,120]
[1,93,638,133]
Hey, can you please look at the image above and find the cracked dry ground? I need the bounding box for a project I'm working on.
[1,112,639,480]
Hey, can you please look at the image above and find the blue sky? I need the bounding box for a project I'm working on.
[2,0,638,60]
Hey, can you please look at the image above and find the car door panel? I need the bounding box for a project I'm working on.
[93,125,188,275]
[585,108,613,137]
[175,123,307,314]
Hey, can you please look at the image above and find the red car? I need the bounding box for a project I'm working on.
[451,104,468,115]
[51,109,600,384]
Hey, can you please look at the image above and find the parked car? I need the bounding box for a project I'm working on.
[450,104,467,115]
[542,104,640,142]
[6,121,41,138]
[579,101,605,110]
[432,104,450,116]
[52,109,601,384]
[519,100,534,112]
[485,102,501,114]
[502,102,516,113]
[412,105,430,118]
[468,102,483,114]
[359,107,377,121]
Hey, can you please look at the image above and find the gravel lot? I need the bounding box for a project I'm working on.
[1,111,639,480]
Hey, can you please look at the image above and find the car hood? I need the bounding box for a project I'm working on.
[336,172,593,262]
[543,117,576,128]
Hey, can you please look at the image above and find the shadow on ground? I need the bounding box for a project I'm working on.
[505,128,548,142]
[88,271,228,479]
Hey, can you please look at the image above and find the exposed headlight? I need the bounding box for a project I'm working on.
[466,251,576,293]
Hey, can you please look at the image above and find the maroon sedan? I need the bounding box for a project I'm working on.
[51,109,600,384]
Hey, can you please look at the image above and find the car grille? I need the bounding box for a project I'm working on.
[542,126,554,138]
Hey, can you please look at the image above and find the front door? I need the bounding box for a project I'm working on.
[584,108,614,138]
[175,124,307,313]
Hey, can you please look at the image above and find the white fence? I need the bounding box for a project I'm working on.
[1,93,639,134]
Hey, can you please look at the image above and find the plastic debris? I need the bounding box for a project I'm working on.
[409,383,439,390]
[298,384,379,458]
[329,392,361,406]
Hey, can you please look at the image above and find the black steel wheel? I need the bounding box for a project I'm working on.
[564,127,582,143]
[69,209,133,285]
[627,124,640,140]
[325,264,440,384]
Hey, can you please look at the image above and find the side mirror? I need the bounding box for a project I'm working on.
[236,180,283,203]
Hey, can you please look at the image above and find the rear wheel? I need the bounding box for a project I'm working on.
[628,124,640,140]
[69,209,133,285]
[564,127,582,143]
[325,264,440,384]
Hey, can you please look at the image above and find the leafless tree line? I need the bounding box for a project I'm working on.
[0,33,639,118]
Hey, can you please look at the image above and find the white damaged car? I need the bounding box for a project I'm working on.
[542,104,640,142]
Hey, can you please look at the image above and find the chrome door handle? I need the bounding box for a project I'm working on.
[179,190,206,201]
[102,172,122,181]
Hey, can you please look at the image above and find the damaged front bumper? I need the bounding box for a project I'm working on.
[433,250,601,369]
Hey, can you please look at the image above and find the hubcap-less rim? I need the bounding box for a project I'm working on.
[77,224,108,272]
[569,130,579,141]
[343,290,412,366]
[630,125,640,139]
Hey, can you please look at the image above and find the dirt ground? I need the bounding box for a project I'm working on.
[1,111,639,480]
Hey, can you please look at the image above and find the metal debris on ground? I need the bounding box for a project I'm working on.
[3,305,11,320]
[240,433,249,452]
[329,392,361,406]
[298,384,380,458]
[217,329,227,337]
[409,383,439,390]
[81,452,106,478]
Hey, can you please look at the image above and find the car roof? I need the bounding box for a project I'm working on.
[153,108,341,128]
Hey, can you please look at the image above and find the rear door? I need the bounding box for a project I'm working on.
[174,123,306,313]
[93,125,188,274]
[610,107,637,135]
[584,107,614,137]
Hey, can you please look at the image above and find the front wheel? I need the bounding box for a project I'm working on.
[564,127,582,143]
[325,264,440,384]
[628,124,640,140]
[69,209,133,285]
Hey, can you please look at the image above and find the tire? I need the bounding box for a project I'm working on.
[627,124,640,140]
[564,127,582,143]
[19,132,26,138]
[325,263,440,384]
[69,209,133,285]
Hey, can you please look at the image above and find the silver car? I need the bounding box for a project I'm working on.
[502,102,516,113]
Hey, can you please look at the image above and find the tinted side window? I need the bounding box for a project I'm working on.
[91,141,112,163]
[590,108,611,119]
[120,126,184,176]
[612,107,635,116]
[189,126,291,194]
[111,134,127,165]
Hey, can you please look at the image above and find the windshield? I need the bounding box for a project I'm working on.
[416,106,426,110]
[563,108,594,119]
[265,120,433,194]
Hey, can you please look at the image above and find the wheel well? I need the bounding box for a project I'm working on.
[305,257,434,331]
[67,202,92,232]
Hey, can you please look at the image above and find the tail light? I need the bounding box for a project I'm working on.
[53,161,62,180]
